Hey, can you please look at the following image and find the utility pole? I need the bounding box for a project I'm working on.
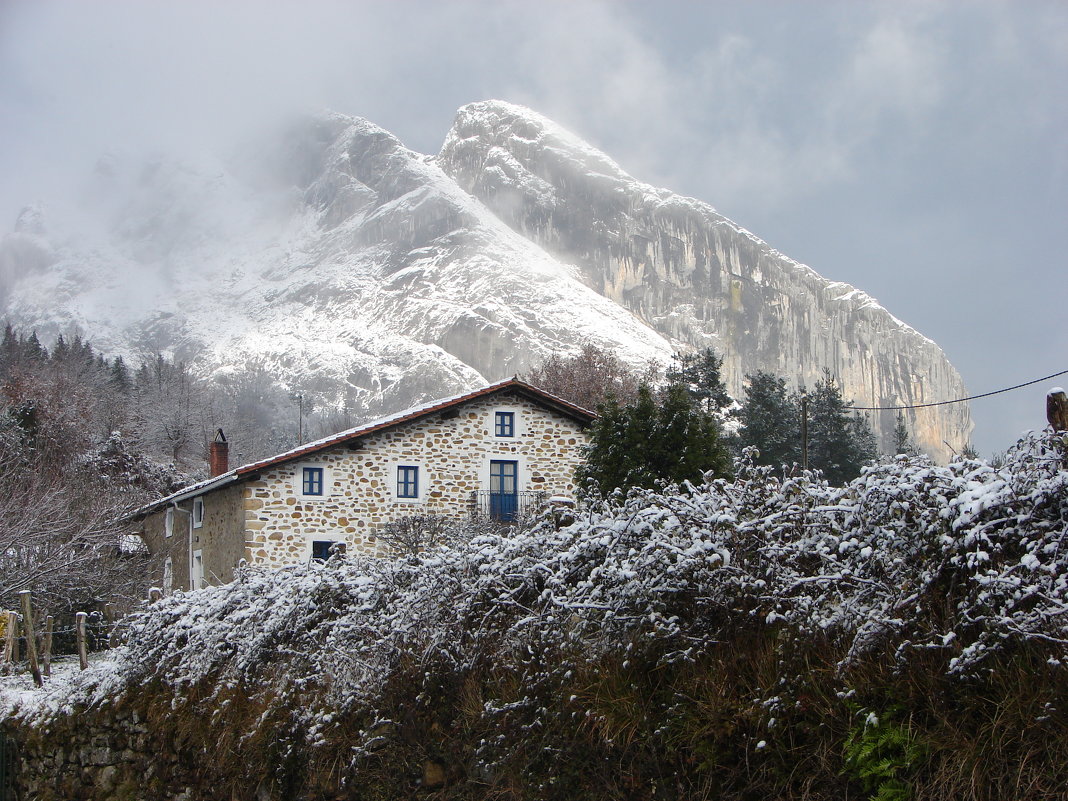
[800,394,809,471]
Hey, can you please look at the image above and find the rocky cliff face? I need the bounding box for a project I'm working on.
[0,101,970,458]
[436,101,970,458]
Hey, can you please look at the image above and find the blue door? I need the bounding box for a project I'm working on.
[489,460,519,521]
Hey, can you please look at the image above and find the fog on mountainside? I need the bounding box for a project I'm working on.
[0,102,971,461]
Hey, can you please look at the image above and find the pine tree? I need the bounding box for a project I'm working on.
[109,356,132,393]
[737,371,802,468]
[665,348,732,414]
[805,371,877,485]
[893,413,917,456]
[577,383,731,496]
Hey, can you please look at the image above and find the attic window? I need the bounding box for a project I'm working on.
[495,411,515,437]
[302,467,324,496]
[192,497,204,529]
[397,465,419,499]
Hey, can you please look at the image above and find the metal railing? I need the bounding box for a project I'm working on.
[469,490,548,522]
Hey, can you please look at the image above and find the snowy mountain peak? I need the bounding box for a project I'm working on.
[0,102,971,459]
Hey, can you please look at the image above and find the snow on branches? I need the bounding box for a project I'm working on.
[23,432,1067,727]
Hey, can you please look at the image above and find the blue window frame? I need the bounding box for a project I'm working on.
[489,459,519,521]
[311,540,345,561]
[302,466,324,496]
[495,410,515,437]
[397,465,419,498]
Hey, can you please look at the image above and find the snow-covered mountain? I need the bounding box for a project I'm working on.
[0,101,971,458]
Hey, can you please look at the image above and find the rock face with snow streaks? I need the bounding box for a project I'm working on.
[436,101,970,457]
[0,101,969,459]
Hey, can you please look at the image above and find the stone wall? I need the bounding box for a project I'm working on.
[243,391,588,568]
[2,709,198,801]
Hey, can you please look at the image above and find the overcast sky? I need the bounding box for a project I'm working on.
[1,0,1065,456]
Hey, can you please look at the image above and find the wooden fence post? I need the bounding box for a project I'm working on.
[42,615,54,678]
[76,612,89,670]
[19,591,42,687]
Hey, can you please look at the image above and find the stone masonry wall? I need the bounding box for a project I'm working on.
[243,392,587,567]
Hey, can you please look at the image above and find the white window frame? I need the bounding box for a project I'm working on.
[293,463,332,500]
[308,538,346,562]
[489,405,524,439]
[164,507,174,538]
[191,549,204,590]
[389,460,427,503]
[479,453,528,493]
[192,497,204,529]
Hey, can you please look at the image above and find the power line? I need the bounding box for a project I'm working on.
[851,369,1068,412]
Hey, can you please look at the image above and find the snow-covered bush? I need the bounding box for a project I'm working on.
[81,431,1068,697]
[16,432,1065,797]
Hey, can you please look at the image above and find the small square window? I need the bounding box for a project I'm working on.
[192,497,204,528]
[311,540,346,561]
[495,411,515,437]
[302,466,324,496]
[397,465,419,498]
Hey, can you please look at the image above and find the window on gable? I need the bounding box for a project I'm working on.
[397,465,419,498]
[495,410,515,437]
[164,508,174,538]
[192,497,204,528]
[302,466,324,496]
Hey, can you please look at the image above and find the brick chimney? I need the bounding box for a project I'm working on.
[209,429,229,477]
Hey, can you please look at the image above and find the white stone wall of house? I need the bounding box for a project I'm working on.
[241,393,588,567]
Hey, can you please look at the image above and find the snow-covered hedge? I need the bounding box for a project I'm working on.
[37,432,1068,729]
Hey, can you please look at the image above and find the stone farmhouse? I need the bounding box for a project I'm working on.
[129,379,595,593]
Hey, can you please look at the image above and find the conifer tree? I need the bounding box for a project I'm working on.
[893,412,917,456]
[804,371,878,485]
[737,371,802,468]
[665,348,732,414]
[577,382,731,496]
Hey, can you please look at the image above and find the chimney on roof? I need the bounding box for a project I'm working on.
[209,429,229,477]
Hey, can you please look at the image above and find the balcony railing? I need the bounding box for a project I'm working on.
[469,490,548,522]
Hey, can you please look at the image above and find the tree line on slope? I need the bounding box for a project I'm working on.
[0,323,351,621]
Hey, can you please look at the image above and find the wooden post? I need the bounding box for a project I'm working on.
[76,612,89,670]
[11,613,19,663]
[43,615,54,678]
[19,591,42,687]
[104,602,118,648]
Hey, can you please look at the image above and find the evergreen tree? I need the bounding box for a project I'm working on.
[109,356,132,393]
[577,382,731,496]
[893,413,917,456]
[24,331,47,361]
[804,371,878,485]
[737,371,802,468]
[665,348,732,414]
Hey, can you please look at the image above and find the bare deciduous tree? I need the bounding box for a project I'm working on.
[524,342,658,411]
